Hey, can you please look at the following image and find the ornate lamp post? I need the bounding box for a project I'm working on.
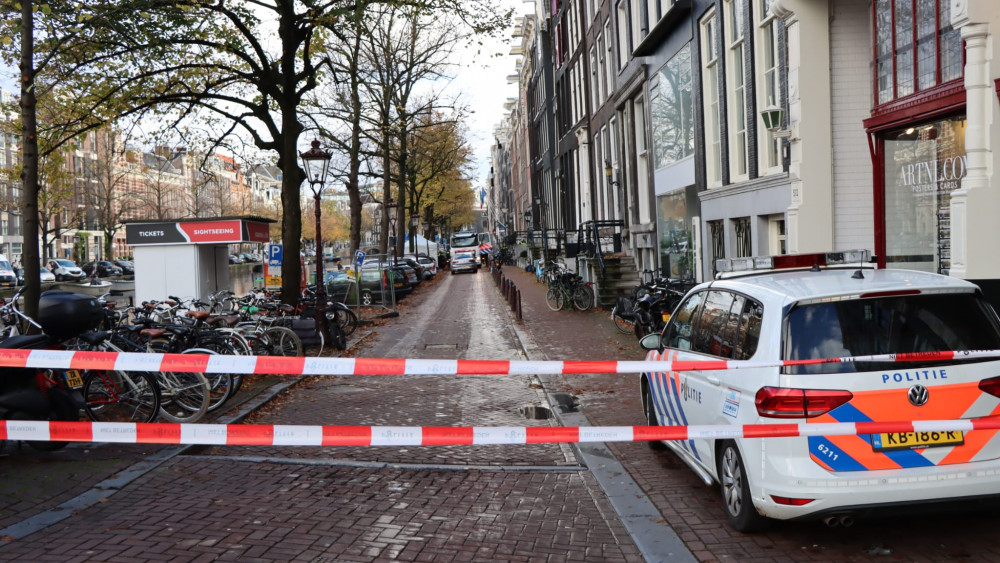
[385,196,397,253]
[299,139,332,343]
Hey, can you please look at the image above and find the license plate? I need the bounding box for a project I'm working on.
[64,369,83,389]
[871,430,964,451]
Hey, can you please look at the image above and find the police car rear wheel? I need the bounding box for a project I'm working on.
[718,441,769,532]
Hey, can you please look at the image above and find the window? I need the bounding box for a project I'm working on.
[883,116,965,275]
[768,215,786,255]
[755,0,780,171]
[605,19,615,88]
[701,10,722,187]
[617,1,629,68]
[784,294,1000,374]
[874,0,962,105]
[597,33,607,103]
[651,44,693,169]
[663,291,705,350]
[692,291,737,355]
[665,290,763,359]
[590,47,599,112]
[724,0,748,179]
[733,216,751,257]
[630,0,642,48]
[708,219,725,270]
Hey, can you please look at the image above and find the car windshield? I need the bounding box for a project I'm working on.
[56,260,75,267]
[0,260,11,271]
[451,234,478,248]
[783,293,1000,374]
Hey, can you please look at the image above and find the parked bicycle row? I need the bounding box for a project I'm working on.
[609,271,696,339]
[0,282,374,446]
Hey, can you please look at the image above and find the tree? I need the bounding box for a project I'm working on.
[3,0,511,304]
[88,129,140,260]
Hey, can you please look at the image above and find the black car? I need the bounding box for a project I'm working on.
[81,260,123,278]
[113,260,134,275]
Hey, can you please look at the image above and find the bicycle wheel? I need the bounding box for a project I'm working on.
[148,340,210,423]
[264,326,303,357]
[326,305,358,337]
[83,370,161,423]
[572,285,594,311]
[545,286,564,311]
[611,306,636,334]
[155,370,211,423]
[186,344,235,413]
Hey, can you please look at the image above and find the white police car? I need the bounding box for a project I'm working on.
[639,250,1000,531]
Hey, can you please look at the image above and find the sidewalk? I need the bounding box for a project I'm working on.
[494,264,646,427]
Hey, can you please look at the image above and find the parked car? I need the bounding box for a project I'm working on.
[229,255,242,265]
[394,257,425,283]
[16,264,56,285]
[328,265,411,305]
[414,255,438,277]
[47,259,87,282]
[113,260,134,275]
[0,255,17,287]
[403,255,436,279]
[240,253,255,263]
[639,249,1000,531]
[81,260,123,278]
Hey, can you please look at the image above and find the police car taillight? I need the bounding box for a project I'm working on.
[978,376,1000,399]
[715,249,871,274]
[755,387,854,418]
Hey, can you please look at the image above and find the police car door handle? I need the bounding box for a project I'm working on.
[706,375,721,386]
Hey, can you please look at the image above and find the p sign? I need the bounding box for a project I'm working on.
[355,250,366,267]
[268,244,283,267]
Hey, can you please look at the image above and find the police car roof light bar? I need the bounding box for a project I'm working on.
[715,250,871,275]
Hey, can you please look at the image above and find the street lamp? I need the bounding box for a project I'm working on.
[299,138,333,345]
[385,196,397,253]
[421,220,430,257]
[604,159,619,186]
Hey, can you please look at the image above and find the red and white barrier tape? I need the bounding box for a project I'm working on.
[4,418,998,446]
[1,349,999,376]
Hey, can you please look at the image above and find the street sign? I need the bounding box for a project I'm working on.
[267,244,283,266]
[355,250,366,267]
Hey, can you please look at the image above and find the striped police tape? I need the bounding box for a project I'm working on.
[4,418,998,446]
[2,348,999,375]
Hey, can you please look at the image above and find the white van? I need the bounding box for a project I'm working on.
[0,254,17,287]
[47,259,87,282]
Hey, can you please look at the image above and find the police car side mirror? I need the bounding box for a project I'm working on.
[639,333,662,351]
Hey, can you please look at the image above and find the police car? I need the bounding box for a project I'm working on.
[639,250,1000,531]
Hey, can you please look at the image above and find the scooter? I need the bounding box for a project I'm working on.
[0,289,104,451]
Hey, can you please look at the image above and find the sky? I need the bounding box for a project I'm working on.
[0,0,532,190]
[445,0,530,192]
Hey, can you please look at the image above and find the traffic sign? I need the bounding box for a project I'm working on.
[355,250,366,266]
[267,244,283,266]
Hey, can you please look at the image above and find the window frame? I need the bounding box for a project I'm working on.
[700,9,722,188]
[724,0,749,181]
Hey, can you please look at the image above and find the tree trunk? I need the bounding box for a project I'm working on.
[20,0,40,321]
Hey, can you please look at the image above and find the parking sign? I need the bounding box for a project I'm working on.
[268,244,283,267]
[355,250,366,267]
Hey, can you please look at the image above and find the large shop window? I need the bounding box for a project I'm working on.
[656,190,694,280]
[883,116,965,274]
[874,0,962,106]
[651,43,694,169]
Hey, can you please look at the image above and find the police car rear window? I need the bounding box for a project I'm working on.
[782,293,1000,374]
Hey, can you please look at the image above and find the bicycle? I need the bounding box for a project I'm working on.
[545,271,594,312]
